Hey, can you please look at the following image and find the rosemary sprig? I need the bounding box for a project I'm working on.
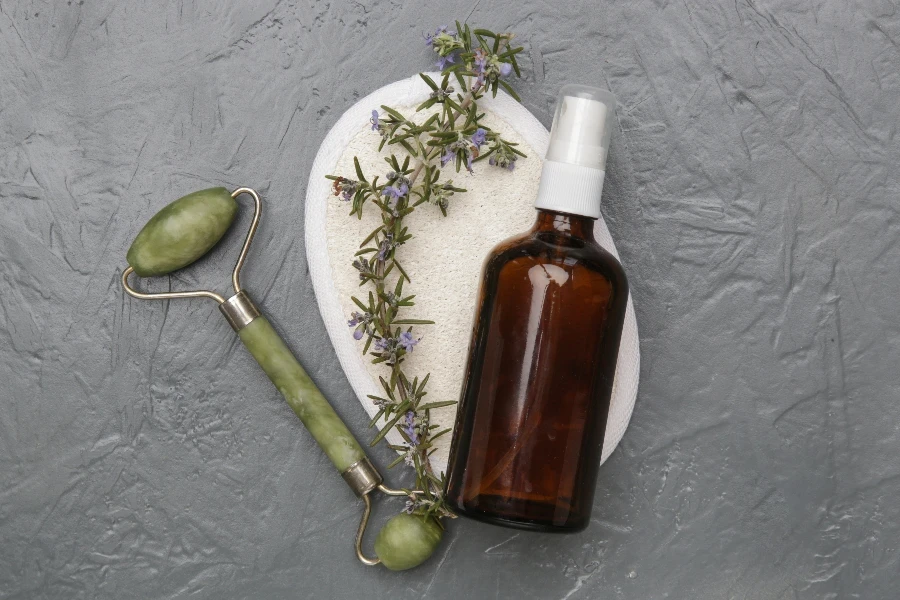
[327,23,525,519]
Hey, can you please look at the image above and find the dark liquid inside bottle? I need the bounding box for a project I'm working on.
[444,209,628,532]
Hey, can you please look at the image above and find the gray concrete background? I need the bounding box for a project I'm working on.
[1,1,899,598]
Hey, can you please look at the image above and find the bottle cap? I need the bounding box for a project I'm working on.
[545,85,616,169]
[535,85,617,219]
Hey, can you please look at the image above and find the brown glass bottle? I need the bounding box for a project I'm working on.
[444,209,628,532]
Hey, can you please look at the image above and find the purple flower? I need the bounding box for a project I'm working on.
[473,48,488,73]
[500,62,513,77]
[470,128,487,149]
[440,149,456,166]
[374,337,390,352]
[381,182,409,200]
[352,258,373,281]
[425,25,455,46]
[489,153,517,171]
[398,331,420,352]
[348,311,371,340]
[370,110,380,131]
[332,178,358,202]
[402,410,419,444]
[436,53,455,70]
[376,235,394,261]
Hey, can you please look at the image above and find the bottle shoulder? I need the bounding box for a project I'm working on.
[484,230,628,289]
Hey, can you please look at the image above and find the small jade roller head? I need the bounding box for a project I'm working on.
[374,512,443,571]
[126,187,238,277]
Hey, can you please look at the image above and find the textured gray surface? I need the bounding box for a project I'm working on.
[1,0,899,598]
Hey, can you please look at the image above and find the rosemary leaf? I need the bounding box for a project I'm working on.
[418,401,457,410]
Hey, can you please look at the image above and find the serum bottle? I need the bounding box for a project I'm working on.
[444,86,629,532]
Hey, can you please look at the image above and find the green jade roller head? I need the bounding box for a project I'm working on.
[122,187,442,571]
[126,187,238,277]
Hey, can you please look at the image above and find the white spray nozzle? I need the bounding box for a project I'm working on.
[545,85,616,170]
[534,85,617,219]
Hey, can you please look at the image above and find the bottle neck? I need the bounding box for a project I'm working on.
[533,209,596,242]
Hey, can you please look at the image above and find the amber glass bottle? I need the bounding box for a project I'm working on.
[445,85,628,532]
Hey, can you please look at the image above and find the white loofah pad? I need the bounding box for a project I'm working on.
[305,73,640,475]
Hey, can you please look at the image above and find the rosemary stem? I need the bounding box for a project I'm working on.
[345,30,522,512]
[369,76,487,491]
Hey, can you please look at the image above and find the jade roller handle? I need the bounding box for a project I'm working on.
[221,292,382,495]
[123,187,383,497]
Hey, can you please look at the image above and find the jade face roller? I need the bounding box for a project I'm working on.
[122,187,442,571]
